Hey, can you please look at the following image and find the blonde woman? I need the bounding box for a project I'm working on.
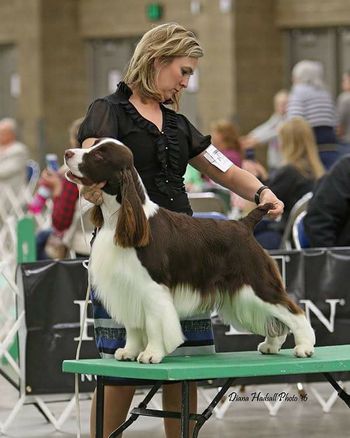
[78,23,284,437]
[255,116,324,249]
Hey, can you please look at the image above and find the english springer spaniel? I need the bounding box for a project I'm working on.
[64,138,315,364]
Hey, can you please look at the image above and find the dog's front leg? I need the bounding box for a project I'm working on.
[137,285,184,364]
[137,317,167,364]
[115,325,144,361]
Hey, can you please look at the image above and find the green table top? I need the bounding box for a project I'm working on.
[63,345,350,381]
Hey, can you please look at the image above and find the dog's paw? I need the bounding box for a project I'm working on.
[114,348,138,361]
[258,341,280,355]
[294,344,314,358]
[137,349,164,364]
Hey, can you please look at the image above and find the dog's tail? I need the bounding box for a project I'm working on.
[240,203,275,230]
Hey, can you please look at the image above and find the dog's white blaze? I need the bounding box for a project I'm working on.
[65,148,86,177]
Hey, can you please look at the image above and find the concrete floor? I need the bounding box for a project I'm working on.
[0,375,349,437]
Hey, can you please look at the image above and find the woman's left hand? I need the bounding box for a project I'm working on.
[259,188,284,220]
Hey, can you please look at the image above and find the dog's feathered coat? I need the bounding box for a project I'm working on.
[65,138,315,363]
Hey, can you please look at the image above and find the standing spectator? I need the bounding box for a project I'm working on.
[0,117,28,195]
[241,89,289,175]
[35,118,93,259]
[254,117,325,249]
[287,60,339,170]
[304,154,350,247]
[336,69,350,156]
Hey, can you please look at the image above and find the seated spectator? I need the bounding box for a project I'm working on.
[210,119,269,182]
[211,119,243,167]
[0,117,29,195]
[336,69,350,156]
[207,120,244,212]
[36,118,94,259]
[207,119,269,216]
[240,89,289,175]
[304,154,350,247]
[254,116,325,249]
[287,60,339,170]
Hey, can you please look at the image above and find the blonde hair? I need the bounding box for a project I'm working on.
[210,120,241,153]
[124,23,203,110]
[278,117,325,179]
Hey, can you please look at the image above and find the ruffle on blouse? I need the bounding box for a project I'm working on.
[117,82,183,197]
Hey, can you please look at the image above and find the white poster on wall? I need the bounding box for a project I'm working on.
[108,70,121,93]
[187,70,199,93]
[10,73,21,97]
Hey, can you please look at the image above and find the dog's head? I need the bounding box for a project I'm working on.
[64,138,150,248]
[64,138,134,194]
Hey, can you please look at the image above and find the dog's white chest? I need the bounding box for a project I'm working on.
[89,227,150,326]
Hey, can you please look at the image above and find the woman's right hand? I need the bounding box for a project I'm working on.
[81,182,105,205]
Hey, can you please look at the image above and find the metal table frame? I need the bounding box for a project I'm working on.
[62,345,350,438]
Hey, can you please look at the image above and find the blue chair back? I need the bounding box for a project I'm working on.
[193,212,228,220]
[293,211,310,249]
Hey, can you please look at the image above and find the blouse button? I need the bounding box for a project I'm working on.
[165,147,168,150]
[166,179,169,183]
[170,198,174,201]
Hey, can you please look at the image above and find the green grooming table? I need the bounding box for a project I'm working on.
[63,345,350,438]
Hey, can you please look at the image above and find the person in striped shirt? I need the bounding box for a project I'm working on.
[287,60,339,170]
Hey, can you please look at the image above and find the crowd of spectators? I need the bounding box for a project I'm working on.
[2,59,350,260]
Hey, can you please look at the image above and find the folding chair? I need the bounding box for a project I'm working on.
[188,192,227,214]
[292,211,310,249]
[279,192,313,250]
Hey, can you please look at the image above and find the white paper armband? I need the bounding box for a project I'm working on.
[203,145,234,172]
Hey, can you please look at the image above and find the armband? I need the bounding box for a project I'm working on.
[203,145,233,172]
[254,185,269,205]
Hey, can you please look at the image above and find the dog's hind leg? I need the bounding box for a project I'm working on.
[219,286,315,357]
[262,303,315,358]
[257,316,289,354]
[258,301,316,357]
[115,325,144,361]
[258,334,287,354]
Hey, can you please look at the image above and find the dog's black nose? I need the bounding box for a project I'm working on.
[65,150,74,160]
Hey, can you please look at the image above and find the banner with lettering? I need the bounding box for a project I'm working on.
[17,259,98,395]
[213,248,350,383]
[17,248,350,394]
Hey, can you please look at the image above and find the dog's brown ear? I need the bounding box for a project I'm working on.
[90,206,104,228]
[115,169,150,248]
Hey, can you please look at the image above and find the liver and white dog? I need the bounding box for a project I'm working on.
[64,138,315,364]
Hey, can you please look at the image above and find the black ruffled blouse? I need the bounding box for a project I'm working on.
[78,82,211,214]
